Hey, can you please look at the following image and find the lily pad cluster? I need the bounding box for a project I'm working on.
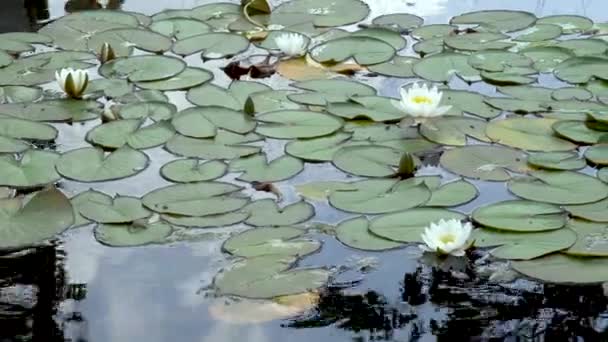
[2,2,608,304]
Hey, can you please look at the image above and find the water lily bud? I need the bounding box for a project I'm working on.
[99,42,116,64]
[396,152,416,178]
[101,103,118,122]
[55,68,89,99]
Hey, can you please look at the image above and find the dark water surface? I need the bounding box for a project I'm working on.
[2,1,608,342]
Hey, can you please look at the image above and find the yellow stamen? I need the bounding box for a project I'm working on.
[411,96,433,104]
[439,234,455,244]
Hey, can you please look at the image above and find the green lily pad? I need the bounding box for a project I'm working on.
[367,56,418,78]
[172,106,256,137]
[329,178,431,214]
[440,90,500,119]
[551,87,592,101]
[246,90,302,114]
[412,37,444,56]
[162,211,249,228]
[56,146,149,182]
[350,28,407,50]
[513,253,608,284]
[480,67,538,85]
[0,187,74,250]
[295,181,356,201]
[473,228,577,260]
[99,55,186,82]
[486,118,577,152]
[0,100,101,122]
[332,145,401,177]
[86,119,175,150]
[528,152,586,170]
[467,51,532,72]
[285,132,364,162]
[165,135,260,160]
[135,67,214,91]
[0,86,42,104]
[117,90,168,104]
[327,96,406,122]
[288,79,376,106]
[172,32,250,59]
[513,23,562,42]
[336,217,404,251]
[0,32,53,54]
[160,159,227,183]
[440,145,528,181]
[508,170,608,204]
[95,221,172,247]
[520,46,574,72]
[85,79,133,99]
[411,24,456,40]
[565,219,608,256]
[552,120,606,144]
[88,28,172,57]
[214,255,330,299]
[585,144,608,165]
[187,81,271,110]
[369,208,466,243]
[413,52,480,82]
[444,32,513,51]
[0,137,29,154]
[0,51,95,86]
[472,200,566,232]
[244,199,315,227]
[142,182,247,217]
[556,38,608,57]
[255,110,343,139]
[70,190,110,228]
[371,13,423,32]
[274,0,369,27]
[79,194,150,224]
[450,10,536,32]
[425,180,479,207]
[229,154,303,182]
[420,117,490,146]
[149,18,212,40]
[554,56,608,84]
[309,36,395,65]
[565,198,608,222]
[537,15,593,34]
[223,226,320,258]
[0,117,57,141]
[0,150,60,188]
[118,101,176,121]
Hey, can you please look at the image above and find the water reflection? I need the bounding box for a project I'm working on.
[64,0,123,12]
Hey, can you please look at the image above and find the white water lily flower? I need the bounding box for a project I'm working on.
[55,68,89,99]
[394,83,452,118]
[420,219,472,256]
[274,33,308,57]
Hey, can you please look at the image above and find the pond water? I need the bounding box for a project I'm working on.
[2,0,608,341]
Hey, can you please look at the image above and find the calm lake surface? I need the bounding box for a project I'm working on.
[2,1,608,342]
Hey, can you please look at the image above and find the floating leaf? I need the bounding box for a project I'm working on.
[520,46,573,72]
[274,0,369,27]
[537,15,593,34]
[329,178,431,214]
[332,145,401,177]
[336,217,404,251]
[295,181,356,201]
[411,24,456,40]
[565,198,608,222]
[0,32,53,54]
[85,79,132,99]
[513,254,608,284]
[117,90,168,103]
[309,36,395,65]
[149,18,212,40]
[255,110,343,139]
[0,117,57,141]
[472,200,566,232]
[413,52,480,82]
[467,51,532,72]
[99,55,186,82]
[528,152,586,170]
[214,255,329,299]
[95,221,172,247]
[585,144,608,165]
[553,56,608,84]
[86,119,175,150]
[118,101,176,121]
[440,145,528,181]
[425,180,479,207]
[0,150,60,188]
[551,87,592,101]
[450,10,536,32]
[88,28,172,56]
[326,96,407,122]
[508,170,608,204]
[160,159,227,183]
[79,194,150,224]
[552,120,605,144]
[56,146,149,182]
[165,135,261,159]
[229,154,303,182]
[187,81,270,109]
[565,219,608,256]
[70,190,109,228]
[513,23,562,42]
[172,106,256,138]
[244,199,315,227]
[420,117,490,146]
[286,132,364,162]
[0,187,73,250]
[473,228,577,260]
[172,32,250,59]
[486,118,577,152]
[142,182,248,216]
[223,226,320,258]
[440,90,501,119]
[0,86,42,104]
[135,67,213,91]
[371,13,423,32]
[369,208,466,243]
[444,32,513,51]
[162,211,249,228]
[367,56,418,78]
[0,100,101,122]
[288,79,376,106]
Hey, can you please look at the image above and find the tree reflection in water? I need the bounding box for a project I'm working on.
[288,252,608,340]
[0,244,88,342]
